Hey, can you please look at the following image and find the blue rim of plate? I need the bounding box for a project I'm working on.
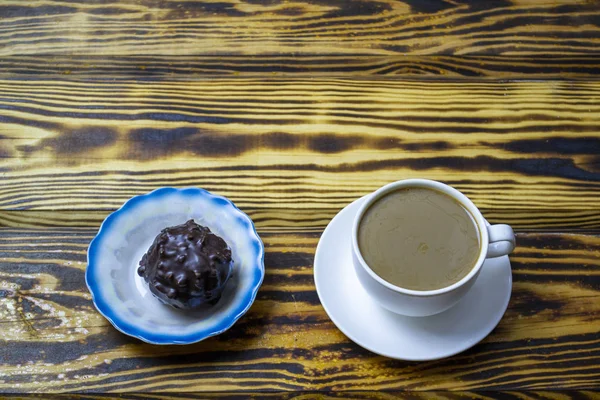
[86,187,265,345]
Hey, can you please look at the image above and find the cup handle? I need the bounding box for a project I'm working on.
[486,224,516,258]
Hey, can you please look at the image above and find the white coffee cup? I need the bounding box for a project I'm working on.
[351,179,515,317]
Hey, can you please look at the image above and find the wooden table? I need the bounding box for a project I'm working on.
[1,0,599,397]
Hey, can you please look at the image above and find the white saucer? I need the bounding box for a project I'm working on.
[314,196,512,361]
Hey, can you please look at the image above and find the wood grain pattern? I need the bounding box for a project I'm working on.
[2,0,599,394]
[2,392,600,400]
[2,55,600,79]
[1,77,599,230]
[0,229,598,393]
[1,0,599,57]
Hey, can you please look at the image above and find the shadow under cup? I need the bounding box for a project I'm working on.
[351,179,515,317]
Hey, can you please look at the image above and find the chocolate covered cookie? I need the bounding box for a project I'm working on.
[137,219,233,309]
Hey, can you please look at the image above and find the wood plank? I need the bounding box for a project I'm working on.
[2,55,600,79]
[0,229,598,393]
[1,0,599,57]
[2,391,600,399]
[1,77,599,230]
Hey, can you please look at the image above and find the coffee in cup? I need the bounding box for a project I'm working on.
[357,187,480,291]
[351,179,515,317]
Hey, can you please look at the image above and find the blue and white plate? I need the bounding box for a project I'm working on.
[86,187,264,345]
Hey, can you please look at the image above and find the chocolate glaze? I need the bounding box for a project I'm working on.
[137,219,233,309]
